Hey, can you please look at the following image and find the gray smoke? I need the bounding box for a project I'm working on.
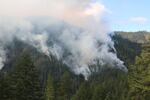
[0,0,127,78]
[0,17,127,78]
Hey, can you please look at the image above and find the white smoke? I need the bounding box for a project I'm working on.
[0,46,5,69]
[0,0,127,78]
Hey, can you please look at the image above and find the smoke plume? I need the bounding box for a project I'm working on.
[0,0,127,78]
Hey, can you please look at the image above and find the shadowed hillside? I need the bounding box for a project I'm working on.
[0,31,150,100]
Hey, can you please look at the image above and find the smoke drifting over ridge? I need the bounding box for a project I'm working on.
[0,0,127,77]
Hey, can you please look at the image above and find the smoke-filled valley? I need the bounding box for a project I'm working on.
[0,17,127,78]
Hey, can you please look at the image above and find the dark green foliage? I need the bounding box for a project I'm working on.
[90,68,129,100]
[112,34,141,66]
[129,43,150,100]
[1,32,150,100]
[72,68,129,100]
[72,82,92,100]
[0,75,12,100]
[57,71,73,100]
[45,74,55,100]
[0,53,44,100]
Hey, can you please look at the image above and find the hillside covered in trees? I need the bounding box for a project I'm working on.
[0,31,150,100]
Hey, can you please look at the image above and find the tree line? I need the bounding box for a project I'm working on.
[0,38,150,100]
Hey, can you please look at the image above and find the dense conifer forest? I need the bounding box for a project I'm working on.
[0,32,150,100]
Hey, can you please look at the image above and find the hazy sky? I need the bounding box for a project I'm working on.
[102,0,150,31]
[0,0,149,31]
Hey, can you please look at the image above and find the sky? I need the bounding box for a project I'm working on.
[0,0,149,32]
[101,0,150,31]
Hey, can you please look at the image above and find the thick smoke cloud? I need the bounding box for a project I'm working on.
[0,0,127,78]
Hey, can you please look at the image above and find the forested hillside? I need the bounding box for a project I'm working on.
[115,31,150,44]
[0,31,150,100]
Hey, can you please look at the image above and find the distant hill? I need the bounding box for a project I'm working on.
[115,31,150,44]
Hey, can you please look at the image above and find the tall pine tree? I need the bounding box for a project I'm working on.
[58,71,73,100]
[72,82,92,100]
[129,43,150,100]
[6,53,44,100]
[45,74,55,100]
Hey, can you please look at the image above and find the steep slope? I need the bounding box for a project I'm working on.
[112,34,141,66]
[1,39,84,87]
[115,31,150,44]
[0,31,147,100]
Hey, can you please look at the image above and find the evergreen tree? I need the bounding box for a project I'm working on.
[0,75,12,100]
[72,82,92,100]
[92,84,106,100]
[45,74,55,100]
[6,53,44,100]
[129,43,150,100]
[58,71,73,100]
